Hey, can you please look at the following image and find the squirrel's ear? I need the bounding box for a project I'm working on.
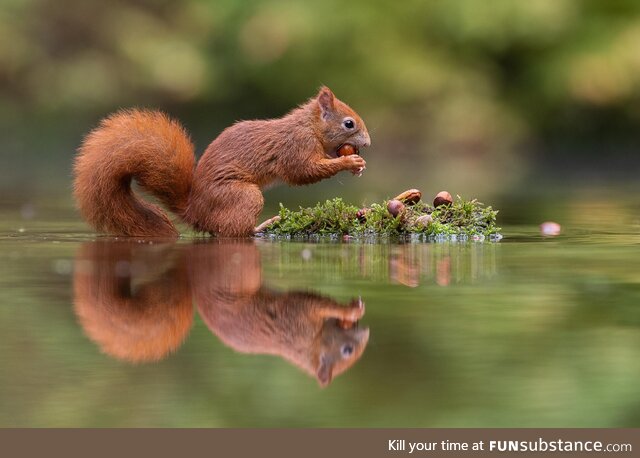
[316,355,333,387]
[317,86,335,119]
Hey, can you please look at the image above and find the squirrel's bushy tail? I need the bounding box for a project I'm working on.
[73,241,193,362]
[74,109,195,237]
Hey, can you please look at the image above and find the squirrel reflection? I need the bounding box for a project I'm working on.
[73,241,369,386]
[73,242,192,363]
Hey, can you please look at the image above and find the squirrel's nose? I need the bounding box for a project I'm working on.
[362,132,371,148]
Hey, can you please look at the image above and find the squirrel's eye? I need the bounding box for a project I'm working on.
[343,118,355,130]
[341,344,354,357]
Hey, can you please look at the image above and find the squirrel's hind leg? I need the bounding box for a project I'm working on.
[189,182,264,237]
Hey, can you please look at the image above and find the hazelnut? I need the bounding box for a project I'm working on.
[415,214,433,227]
[337,319,356,330]
[337,144,357,156]
[356,207,370,223]
[433,191,453,207]
[394,189,422,205]
[387,199,406,218]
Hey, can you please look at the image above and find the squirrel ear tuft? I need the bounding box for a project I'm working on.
[317,86,335,119]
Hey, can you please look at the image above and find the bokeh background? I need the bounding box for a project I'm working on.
[2,1,640,428]
[1,0,639,223]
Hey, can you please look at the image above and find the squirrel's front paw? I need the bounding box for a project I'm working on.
[341,155,366,176]
[336,298,366,328]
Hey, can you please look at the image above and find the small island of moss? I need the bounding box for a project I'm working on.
[257,190,502,242]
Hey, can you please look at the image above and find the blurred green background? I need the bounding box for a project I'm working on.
[2,1,640,428]
[1,0,639,220]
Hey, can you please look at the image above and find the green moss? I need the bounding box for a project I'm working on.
[259,196,502,241]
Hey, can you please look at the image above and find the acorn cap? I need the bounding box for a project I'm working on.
[394,189,422,205]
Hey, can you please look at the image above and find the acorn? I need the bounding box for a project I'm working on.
[337,319,356,330]
[337,144,358,157]
[387,199,406,218]
[415,214,433,227]
[394,189,422,205]
[433,191,453,207]
[356,207,370,223]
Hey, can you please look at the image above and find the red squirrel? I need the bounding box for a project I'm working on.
[73,240,369,386]
[74,87,370,237]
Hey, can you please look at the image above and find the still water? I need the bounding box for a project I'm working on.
[1,211,639,427]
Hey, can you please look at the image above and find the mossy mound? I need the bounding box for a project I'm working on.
[259,196,502,242]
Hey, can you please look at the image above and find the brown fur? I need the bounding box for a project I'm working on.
[74,87,370,237]
[74,110,195,237]
[72,240,369,386]
[190,242,369,386]
[73,241,193,362]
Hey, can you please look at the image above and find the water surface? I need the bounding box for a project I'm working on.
[1,209,639,427]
